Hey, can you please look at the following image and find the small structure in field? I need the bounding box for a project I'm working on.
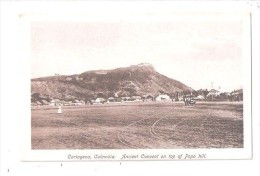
[57,106,62,114]
[73,100,79,105]
[72,100,85,106]
[121,97,131,102]
[49,100,56,106]
[75,76,83,81]
[90,100,96,105]
[63,101,73,106]
[131,96,142,102]
[51,99,61,106]
[195,95,205,100]
[155,94,170,101]
[95,98,106,104]
[107,97,115,103]
[79,100,85,105]
[35,101,42,105]
[41,100,49,105]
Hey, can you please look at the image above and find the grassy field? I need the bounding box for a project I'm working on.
[31,101,243,149]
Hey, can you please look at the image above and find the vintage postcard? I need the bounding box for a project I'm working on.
[17,2,254,162]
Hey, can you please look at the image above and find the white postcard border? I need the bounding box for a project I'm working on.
[15,1,255,162]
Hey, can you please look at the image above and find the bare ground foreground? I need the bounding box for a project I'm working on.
[31,102,243,149]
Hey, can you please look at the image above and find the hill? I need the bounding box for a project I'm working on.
[31,63,192,100]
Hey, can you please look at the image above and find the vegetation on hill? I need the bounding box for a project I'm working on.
[31,63,192,101]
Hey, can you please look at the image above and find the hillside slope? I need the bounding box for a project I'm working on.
[31,63,192,100]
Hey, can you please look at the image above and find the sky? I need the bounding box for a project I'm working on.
[31,13,248,92]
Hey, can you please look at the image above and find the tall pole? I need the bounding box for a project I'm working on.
[211,82,214,101]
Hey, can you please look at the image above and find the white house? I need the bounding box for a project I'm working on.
[73,100,85,106]
[121,97,131,102]
[79,100,85,105]
[75,76,83,81]
[131,96,142,102]
[207,89,221,97]
[95,98,106,103]
[42,100,49,105]
[155,94,170,101]
[49,99,60,106]
[107,97,115,103]
[195,95,205,100]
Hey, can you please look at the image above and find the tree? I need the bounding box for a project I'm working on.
[31,93,40,99]
[202,89,209,98]
[192,90,198,97]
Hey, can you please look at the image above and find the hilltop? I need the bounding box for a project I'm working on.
[31,63,192,100]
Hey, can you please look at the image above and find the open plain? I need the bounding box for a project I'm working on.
[31,102,243,149]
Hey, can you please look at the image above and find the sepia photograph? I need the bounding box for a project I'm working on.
[1,1,260,176]
[30,14,247,150]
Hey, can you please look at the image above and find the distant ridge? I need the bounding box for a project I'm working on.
[31,63,193,100]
